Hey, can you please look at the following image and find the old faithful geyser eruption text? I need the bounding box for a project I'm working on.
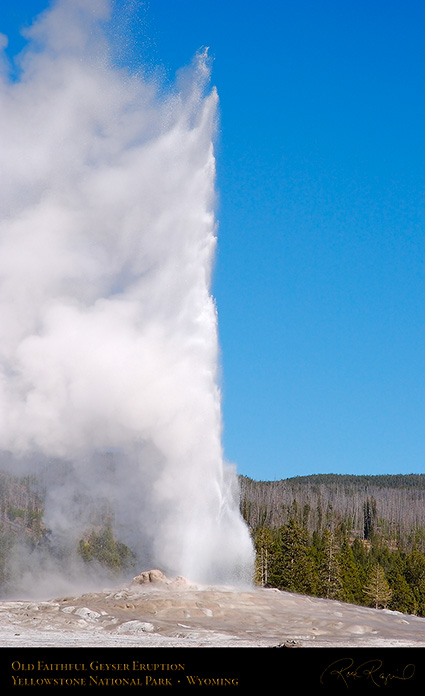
[0,0,253,592]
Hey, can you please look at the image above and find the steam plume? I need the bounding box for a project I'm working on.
[0,0,254,592]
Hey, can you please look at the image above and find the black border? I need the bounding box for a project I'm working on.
[1,646,422,692]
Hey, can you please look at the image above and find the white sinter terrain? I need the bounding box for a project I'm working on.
[1,571,425,648]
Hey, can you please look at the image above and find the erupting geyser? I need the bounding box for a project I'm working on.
[0,0,254,593]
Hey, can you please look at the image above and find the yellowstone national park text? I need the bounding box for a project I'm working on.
[10,660,239,688]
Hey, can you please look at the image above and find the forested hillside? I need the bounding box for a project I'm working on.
[0,471,134,595]
[240,473,425,543]
[240,473,425,615]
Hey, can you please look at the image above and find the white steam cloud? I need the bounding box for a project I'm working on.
[0,0,253,592]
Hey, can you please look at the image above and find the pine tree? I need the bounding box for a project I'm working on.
[270,518,314,594]
[302,502,311,531]
[253,527,275,587]
[363,563,392,609]
[389,573,415,615]
[318,528,343,600]
[405,550,425,615]
[338,536,363,604]
[352,536,369,567]
[363,498,376,540]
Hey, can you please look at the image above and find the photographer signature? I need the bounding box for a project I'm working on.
[320,657,415,688]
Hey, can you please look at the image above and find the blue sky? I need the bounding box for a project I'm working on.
[2,0,424,481]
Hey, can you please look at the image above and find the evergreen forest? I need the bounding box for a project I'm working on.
[240,473,425,615]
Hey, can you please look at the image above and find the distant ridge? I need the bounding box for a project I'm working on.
[239,472,425,537]
[241,472,425,488]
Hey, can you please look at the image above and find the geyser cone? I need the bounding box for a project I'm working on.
[0,0,254,592]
